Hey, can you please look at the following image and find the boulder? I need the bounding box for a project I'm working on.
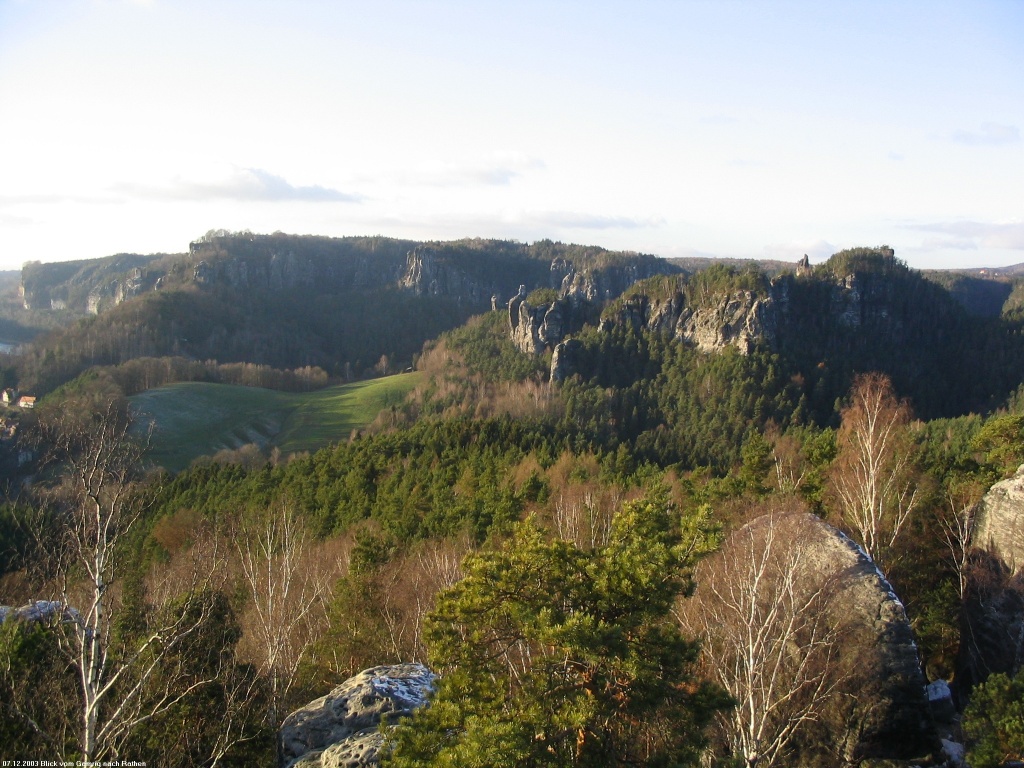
[926,679,956,724]
[685,512,937,766]
[279,663,436,768]
[0,600,80,625]
[972,464,1024,574]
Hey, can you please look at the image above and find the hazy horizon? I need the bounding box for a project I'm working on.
[2,1,1022,272]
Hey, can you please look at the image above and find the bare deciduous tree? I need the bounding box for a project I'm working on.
[678,512,849,768]
[36,397,222,762]
[829,373,920,564]
[550,482,624,550]
[769,427,810,495]
[939,476,984,601]
[401,536,470,660]
[235,500,329,726]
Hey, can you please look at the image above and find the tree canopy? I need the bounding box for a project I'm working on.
[384,495,729,767]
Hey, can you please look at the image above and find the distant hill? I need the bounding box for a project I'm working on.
[10,231,1024,404]
[498,247,1024,421]
[11,233,679,395]
[665,256,797,277]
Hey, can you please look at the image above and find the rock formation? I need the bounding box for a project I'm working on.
[578,250,952,367]
[0,600,80,624]
[596,285,778,356]
[676,289,776,354]
[557,258,675,303]
[957,466,1024,690]
[279,663,436,768]
[685,511,936,766]
[399,246,497,306]
[972,464,1024,574]
[507,290,578,356]
[550,339,584,382]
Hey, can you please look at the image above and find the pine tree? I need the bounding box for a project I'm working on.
[384,495,729,767]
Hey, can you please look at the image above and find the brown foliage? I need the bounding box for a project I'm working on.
[828,372,920,566]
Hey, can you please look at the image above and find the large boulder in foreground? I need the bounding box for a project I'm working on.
[279,663,436,768]
[682,511,937,767]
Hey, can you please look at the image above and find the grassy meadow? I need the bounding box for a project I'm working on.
[131,372,422,471]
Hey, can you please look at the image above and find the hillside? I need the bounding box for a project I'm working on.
[7,239,1024,767]
[131,372,422,471]
[9,232,678,396]
[491,248,1024,427]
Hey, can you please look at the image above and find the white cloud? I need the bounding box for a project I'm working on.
[0,211,33,228]
[0,193,105,206]
[112,167,362,203]
[950,123,1020,146]
[903,220,1024,251]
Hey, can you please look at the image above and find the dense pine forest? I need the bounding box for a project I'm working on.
[4,236,1024,766]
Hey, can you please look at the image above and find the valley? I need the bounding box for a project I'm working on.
[2,234,1024,767]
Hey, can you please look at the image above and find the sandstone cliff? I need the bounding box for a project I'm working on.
[22,234,673,317]
[958,466,1024,689]
[596,286,778,354]
[21,254,160,311]
[972,464,1024,574]
[507,289,581,356]
[555,256,677,303]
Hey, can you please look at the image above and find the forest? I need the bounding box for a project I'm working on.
[2,239,1024,767]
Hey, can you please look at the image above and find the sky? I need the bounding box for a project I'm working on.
[0,0,1022,272]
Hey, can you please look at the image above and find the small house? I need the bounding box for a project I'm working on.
[17,396,36,409]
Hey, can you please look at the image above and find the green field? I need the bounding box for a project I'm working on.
[130,372,422,471]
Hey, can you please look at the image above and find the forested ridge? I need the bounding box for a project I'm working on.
[4,242,1024,766]
[7,232,675,397]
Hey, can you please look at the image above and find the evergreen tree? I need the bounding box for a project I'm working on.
[964,672,1024,768]
[384,495,729,767]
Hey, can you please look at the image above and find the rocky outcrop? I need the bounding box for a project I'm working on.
[507,259,681,358]
[550,339,584,382]
[957,467,1024,690]
[21,254,159,312]
[508,289,579,355]
[0,600,80,624]
[557,258,677,303]
[279,663,436,768]
[401,247,475,302]
[687,512,936,766]
[598,287,777,355]
[400,246,525,308]
[972,464,1024,574]
[587,250,947,362]
[677,289,776,354]
[86,268,155,314]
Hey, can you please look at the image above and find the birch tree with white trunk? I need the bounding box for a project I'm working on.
[679,512,850,768]
[235,500,329,726]
[38,397,221,763]
[829,372,920,565]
